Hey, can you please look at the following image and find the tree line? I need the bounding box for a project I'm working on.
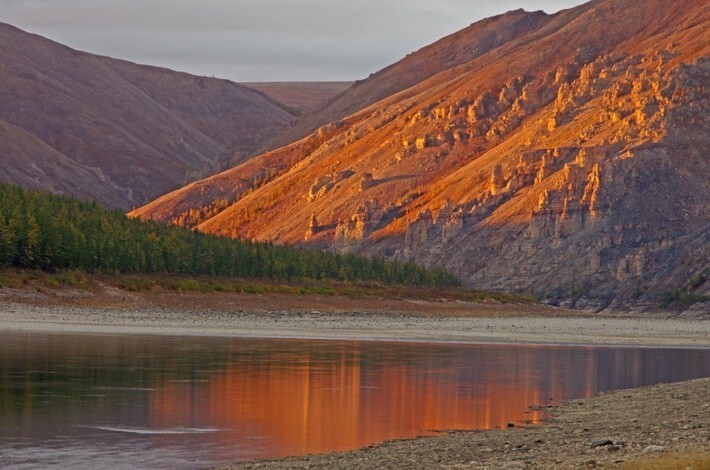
[0,184,460,287]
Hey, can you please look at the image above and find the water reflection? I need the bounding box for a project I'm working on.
[0,334,708,468]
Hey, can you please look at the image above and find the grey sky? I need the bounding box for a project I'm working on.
[1,0,585,82]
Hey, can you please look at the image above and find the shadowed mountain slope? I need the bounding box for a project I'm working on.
[0,22,296,209]
[242,82,354,114]
[133,0,710,309]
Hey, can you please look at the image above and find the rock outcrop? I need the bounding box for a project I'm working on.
[335,201,385,242]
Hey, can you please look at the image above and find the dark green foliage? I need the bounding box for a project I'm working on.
[660,290,710,309]
[660,269,709,309]
[688,273,706,289]
[0,184,460,287]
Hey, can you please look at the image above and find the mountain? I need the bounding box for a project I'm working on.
[242,82,353,114]
[261,8,551,152]
[0,22,296,209]
[132,0,710,309]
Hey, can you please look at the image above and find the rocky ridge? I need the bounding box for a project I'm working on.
[132,0,710,309]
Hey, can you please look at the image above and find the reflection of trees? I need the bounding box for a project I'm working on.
[0,334,234,415]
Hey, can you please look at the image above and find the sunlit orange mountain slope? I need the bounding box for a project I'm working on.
[0,22,296,208]
[261,8,552,152]
[133,0,709,308]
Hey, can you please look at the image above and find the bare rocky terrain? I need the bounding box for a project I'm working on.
[225,378,710,469]
[133,0,709,310]
[0,22,296,208]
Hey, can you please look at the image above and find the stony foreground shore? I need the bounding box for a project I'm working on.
[225,378,710,469]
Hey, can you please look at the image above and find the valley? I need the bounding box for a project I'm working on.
[0,1,708,468]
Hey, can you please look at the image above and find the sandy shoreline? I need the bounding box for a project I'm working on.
[1,300,709,347]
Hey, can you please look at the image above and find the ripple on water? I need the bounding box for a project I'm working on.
[93,387,155,392]
[80,426,222,435]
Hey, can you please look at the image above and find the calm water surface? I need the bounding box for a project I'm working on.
[0,333,708,469]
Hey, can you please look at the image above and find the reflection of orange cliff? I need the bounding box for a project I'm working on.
[147,344,570,459]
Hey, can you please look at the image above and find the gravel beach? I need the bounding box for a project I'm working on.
[1,287,708,469]
[0,296,708,347]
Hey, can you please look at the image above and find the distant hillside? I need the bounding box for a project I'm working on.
[0,22,296,209]
[134,0,709,309]
[243,82,353,114]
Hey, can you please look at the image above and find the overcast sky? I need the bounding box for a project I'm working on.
[1,0,584,82]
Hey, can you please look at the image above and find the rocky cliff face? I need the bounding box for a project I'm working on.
[134,0,709,309]
[395,54,709,308]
